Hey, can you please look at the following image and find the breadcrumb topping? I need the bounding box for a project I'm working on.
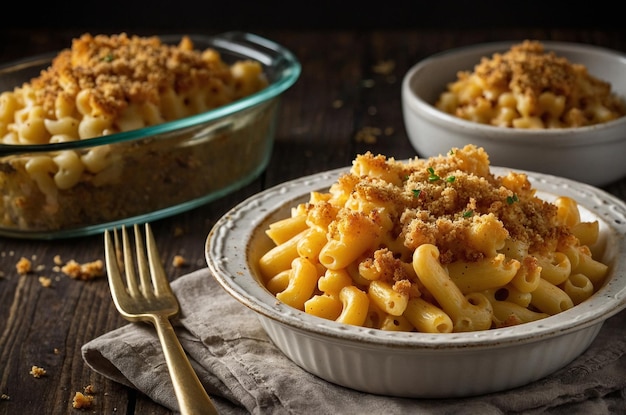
[438,40,626,127]
[472,40,626,118]
[357,145,567,264]
[30,33,236,120]
[474,40,587,98]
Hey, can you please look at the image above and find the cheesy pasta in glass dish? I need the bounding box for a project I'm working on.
[258,145,609,333]
[0,32,277,235]
[435,40,626,129]
[1,33,267,146]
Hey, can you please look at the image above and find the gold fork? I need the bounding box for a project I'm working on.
[104,223,218,415]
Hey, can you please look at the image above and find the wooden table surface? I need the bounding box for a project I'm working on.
[1,27,625,414]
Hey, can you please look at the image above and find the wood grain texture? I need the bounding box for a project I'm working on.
[0,28,624,414]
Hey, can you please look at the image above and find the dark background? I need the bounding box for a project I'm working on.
[3,1,623,32]
[2,1,622,62]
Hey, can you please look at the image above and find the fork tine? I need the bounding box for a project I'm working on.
[144,223,173,297]
[119,225,140,298]
[104,228,130,306]
[130,223,154,299]
[105,223,217,414]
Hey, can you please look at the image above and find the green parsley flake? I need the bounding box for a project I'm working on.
[427,167,440,182]
[506,194,519,205]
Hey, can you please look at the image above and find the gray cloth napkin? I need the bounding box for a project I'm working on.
[82,268,626,415]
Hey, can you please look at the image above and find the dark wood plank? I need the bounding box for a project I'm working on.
[0,27,625,415]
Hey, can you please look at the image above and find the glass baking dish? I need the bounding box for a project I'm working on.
[0,31,301,239]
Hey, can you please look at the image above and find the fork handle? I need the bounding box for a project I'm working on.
[152,315,219,415]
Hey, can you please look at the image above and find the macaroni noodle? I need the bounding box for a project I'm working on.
[435,40,626,129]
[259,145,610,333]
[0,33,270,232]
[0,33,267,191]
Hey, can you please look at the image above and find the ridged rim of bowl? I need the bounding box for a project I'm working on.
[206,165,626,351]
[401,40,626,146]
[0,31,301,156]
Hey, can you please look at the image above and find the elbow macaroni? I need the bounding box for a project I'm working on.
[259,145,610,333]
[0,33,268,194]
[435,40,626,129]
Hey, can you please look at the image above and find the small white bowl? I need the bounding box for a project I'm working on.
[401,41,626,187]
[206,166,626,398]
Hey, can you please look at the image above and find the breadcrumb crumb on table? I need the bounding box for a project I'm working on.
[1,393,10,400]
[372,59,396,75]
[61,259,105,280]
[16,257,32,275]
[355,126,382,144]
[29,365,46,378]
[172,255,187,268]
[38,276,52,287]
[72,391,94,409]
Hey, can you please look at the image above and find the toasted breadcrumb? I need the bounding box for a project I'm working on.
[0,393,9,400]
[61,259,105,280]
[473,40,608,102]
[83,384,95,394]
[30,365,46,378]
[311,145,568,266]
[0,33,269,235]
[53,255,63,265]
[355,126,382,144]
[172,255,187,268]
[72,392,94,409]
[372,59,395,75]
[440,40,626,127]
[16,257,32,275]
[30,33,243,122]
[38,276,52,287]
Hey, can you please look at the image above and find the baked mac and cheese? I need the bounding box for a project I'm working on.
[1,33,267,145]
[0,33,271,232]
[435,40,626,129]
[259,145,609,333]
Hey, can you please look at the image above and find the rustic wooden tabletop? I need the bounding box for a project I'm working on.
[0,26,625,414]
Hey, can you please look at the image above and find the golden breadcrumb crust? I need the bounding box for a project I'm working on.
[29,33,232,120]
[438,40,626,127]
[473,40,621,107]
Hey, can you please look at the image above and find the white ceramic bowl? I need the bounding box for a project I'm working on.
[206,166,626,398]
[401,41,626,187]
